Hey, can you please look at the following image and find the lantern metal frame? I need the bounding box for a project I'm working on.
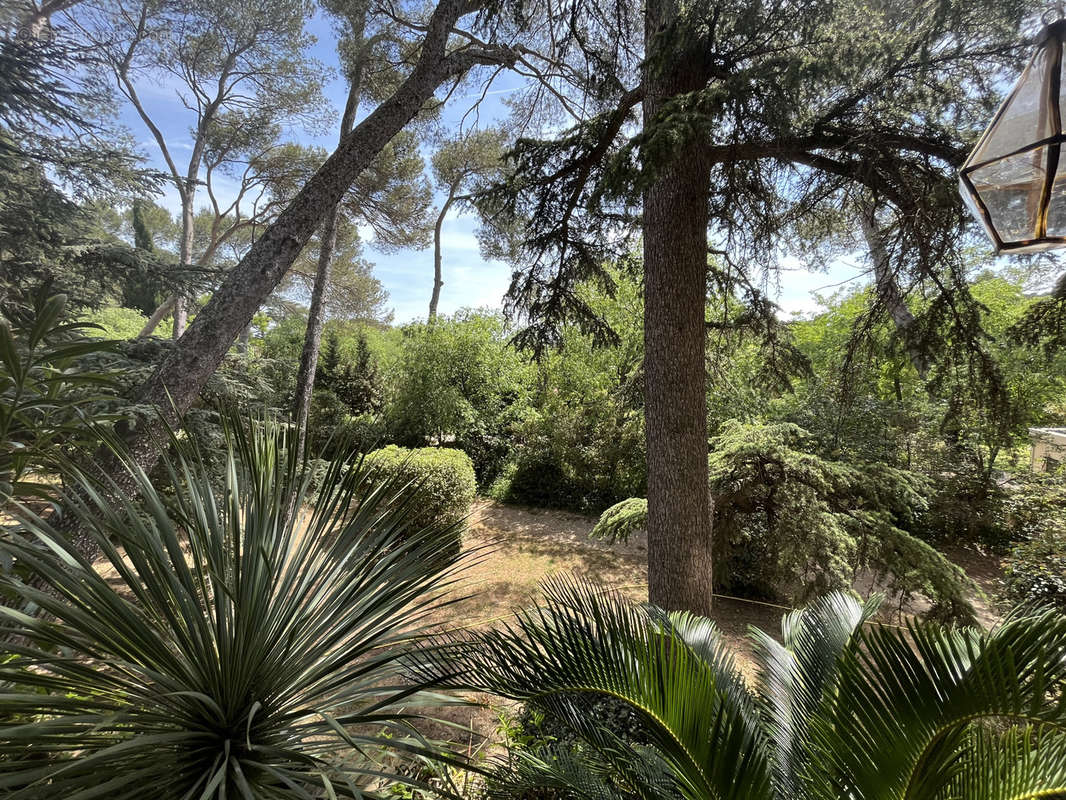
[960,19,1066,254]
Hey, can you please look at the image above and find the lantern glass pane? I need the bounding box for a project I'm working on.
[959,176,997,243]
[1046,171,1066,237]
[971,44,1054,166]
[968,146,1047,243]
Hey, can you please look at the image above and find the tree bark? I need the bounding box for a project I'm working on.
[171,150,203,339]
[138,296,173,337]
[429,185,457,321]
[642,0,715,615]
[292,77,362,463]
[172,296,187,337]
[63,0,494,564]
[859,199,928,378]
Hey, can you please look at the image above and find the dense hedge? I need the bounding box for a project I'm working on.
[363,446,477,550]
[491,450,644,515]
[1002,469,1066,612]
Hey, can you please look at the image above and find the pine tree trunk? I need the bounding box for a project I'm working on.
[172,201,196,338]
[292,77,362,463]
[172,296,187,337]
[292,216,339,462]
[429,187,456,321]
[139,296,174,337]
[642,0,715,615]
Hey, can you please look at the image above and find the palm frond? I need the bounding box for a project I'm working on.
[810,608,1066,800]
[483,743,676,800]
[943,725,1066,800]
[750,591,881,799]
[416,576,771,800]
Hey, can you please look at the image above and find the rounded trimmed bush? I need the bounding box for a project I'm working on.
[364,445,477,541]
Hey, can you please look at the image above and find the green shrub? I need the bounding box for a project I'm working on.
[457,421,516,489]
[498,434,645,514]
[81,305,167,339]
[311,410,387,459]
[364,445,477,550]
[495,453,593,511]
[1005,530,1066,611]
[591,422,980,623]
[1,292,123,501]
[340,412,388,452]
[499,396,646,514]
[1003,468,1066,611]
[916,460,1010,549]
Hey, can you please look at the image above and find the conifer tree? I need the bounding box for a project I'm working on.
[481,0,1030,612]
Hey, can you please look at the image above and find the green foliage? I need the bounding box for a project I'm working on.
[120,199,169,316]
[784,273,1066,550]
[302,329,388,459]
[320,330,383,417]
[431,129,507,192]
[364,445,477,552]
[500,377,644,513]
[421,579,1066,800]
[498,270,645,512]
[0,35,148,197]
[594,421,977,622]
[81,305,173,340]
[431,128,508,255]
[0,151,179,319]
[308,385,351,454]
[590,497,647,543]
[334,412,388,454]
[0,415,467,797]
[1003,469,1066,612]
[710,423,918,599]
[386,310,532,484]
[99,337,289,488]
[348,129,433,251]
[281,214,393,324]
[0,292,120,500]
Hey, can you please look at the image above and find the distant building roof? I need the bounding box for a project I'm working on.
[1030,427,1066,442]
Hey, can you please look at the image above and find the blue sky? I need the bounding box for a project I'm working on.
[114,8,882,324]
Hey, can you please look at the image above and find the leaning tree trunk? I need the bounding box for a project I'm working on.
[64,0,483,563]
[292,77,362,464]
[429,185,457,321]
[138,296,173,337]
[642,0,715,615]
[859,199,929,378]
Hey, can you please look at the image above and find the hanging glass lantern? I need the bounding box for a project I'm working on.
[960,18,1066,253]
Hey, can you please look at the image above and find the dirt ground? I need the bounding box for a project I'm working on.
[423,498,1007,751]
[441,498,1005,645]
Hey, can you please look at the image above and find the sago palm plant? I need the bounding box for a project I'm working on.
[0,417,471,799]
[419,578,1066,800]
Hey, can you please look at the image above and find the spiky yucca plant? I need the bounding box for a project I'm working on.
[0,417,470,799]
[420,579,1066,800]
